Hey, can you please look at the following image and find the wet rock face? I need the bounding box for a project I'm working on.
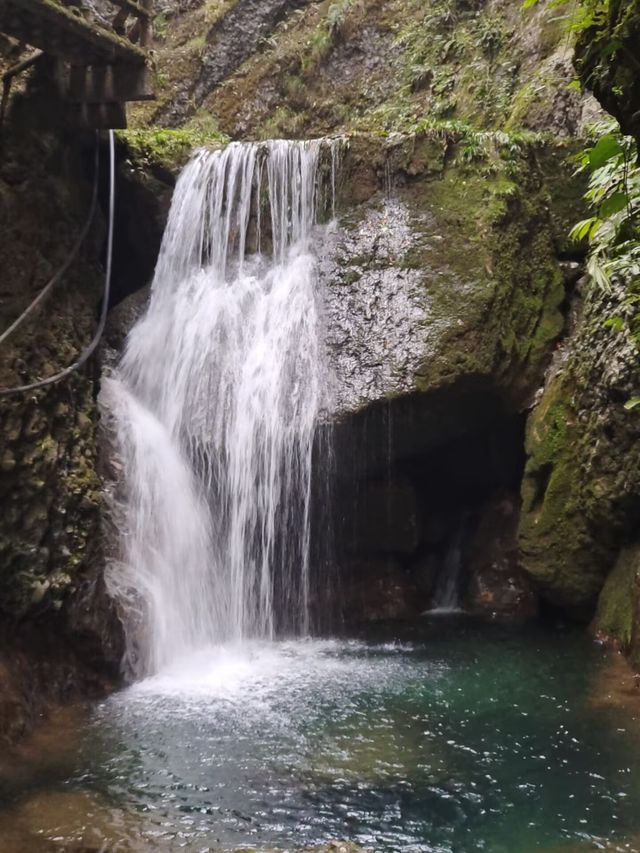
[0,619,117,745]
[0,129,103,621]
[0,102,124,738]
[321,199,444,417]
[466,495,537,622]
[518,279,640,612]
[593,544,640,671]
[320,135,571,454]
[195,0,314,99]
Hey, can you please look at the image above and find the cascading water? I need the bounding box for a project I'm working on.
[429,515,470,614]
[102,140,337,677]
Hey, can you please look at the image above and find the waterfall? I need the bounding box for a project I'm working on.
[429,517,469,614]
[102,140,337,678]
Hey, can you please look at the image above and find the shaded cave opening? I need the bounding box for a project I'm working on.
[310,398,534,632]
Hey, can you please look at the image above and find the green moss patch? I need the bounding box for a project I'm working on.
[117,125,230,174]
[594,546,639,651]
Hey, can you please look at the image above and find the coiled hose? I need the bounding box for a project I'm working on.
[0,129,115,396]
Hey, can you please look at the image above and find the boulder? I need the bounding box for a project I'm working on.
[467,494,538,622]
[593,544,640,670]
[518,279,640,612]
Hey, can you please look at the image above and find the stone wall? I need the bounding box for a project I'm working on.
[0,78,122,741]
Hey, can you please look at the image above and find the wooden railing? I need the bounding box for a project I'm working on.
[0,0,156,128]
[110,0,153,50]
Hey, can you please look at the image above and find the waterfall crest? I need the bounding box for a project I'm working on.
[102,140,336,677]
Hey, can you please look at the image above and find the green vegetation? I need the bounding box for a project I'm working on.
[523,0,610,33]
[595,546,639,652]
[117,125,230,173]
[520,1,640,343]
[390,0,518,127]
[408,119,545,160]
[300,0,357,73]
[570,120,640,292]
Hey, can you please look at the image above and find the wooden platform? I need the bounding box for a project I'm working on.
[0,0,155,127]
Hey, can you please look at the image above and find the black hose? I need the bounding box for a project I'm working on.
[0,129,115,396]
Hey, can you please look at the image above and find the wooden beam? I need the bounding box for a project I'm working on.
[0,0,147,64]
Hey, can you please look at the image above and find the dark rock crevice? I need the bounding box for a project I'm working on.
[313,403,536,628]
[104,144,175,311]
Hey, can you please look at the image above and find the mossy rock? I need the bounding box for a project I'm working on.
[0,102,104,622]
[325,132,572,428]
[518,277,640,613]
[593,545,640,671]
[126,0,597,140]
[117,125,230,179]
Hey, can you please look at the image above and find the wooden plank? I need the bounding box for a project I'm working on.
[0,0,147,64]
[1,47,44,82]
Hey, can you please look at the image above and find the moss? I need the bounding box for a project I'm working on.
[594,546,639,651]
[258,105,310,140]
[0,104,110,622]
[506,80,540,132]
[143,0,595,141]
[505,54,579,135]
[518,266,640,616]
[117,126,230,174]
[404,139,567,399]
[517,372,599,603]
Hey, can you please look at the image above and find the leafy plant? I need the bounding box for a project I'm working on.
[327,0,355,35]
[522,0,610,33]
[569,120,640,290]
[300,0,356,73]
[475,16,506,57]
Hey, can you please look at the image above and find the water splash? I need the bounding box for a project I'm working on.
[102,140,340,677]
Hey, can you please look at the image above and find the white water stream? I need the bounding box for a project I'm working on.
[102,140,337,677]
